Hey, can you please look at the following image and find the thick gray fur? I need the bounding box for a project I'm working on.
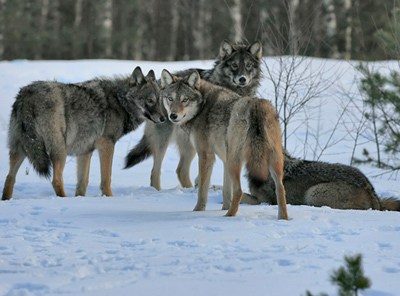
[242,150,400,211]
[124,40,263,190]
[2,67,164,199]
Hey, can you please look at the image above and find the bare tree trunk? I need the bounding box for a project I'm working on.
[104,0,113,58]
[167,0,180,61]
[145,0,157,60]
[344,0,352,60]
[193,0,211,60]
[73,0,83,59]
[33,0,49,59]
[133,18,144,60]
[0,0,5,59]
[51,0,60,59]
[323,0,339,58]
[231,0,243,43]
[288,0,300,55]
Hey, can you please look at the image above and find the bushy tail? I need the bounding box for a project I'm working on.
[10,114,52,178]
[124,135,152,169]
[245,99,282,182]
[379,197,400,211]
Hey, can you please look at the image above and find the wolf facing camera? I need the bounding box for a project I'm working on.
[124,40,263,190]
[160,69,288,220]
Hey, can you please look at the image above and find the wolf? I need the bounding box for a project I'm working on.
[241,149,400,211]
[2,67,165,200]
[160,69,288,220]
[124,40,262,190]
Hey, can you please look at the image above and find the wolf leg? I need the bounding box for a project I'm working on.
[52,153,67,197]
[176,131,196,188]
[150,139,169,191]
[149,123,174,190]
[75,152,93,196]
[269,156,288,220]
[225,163,243,217]
[2,150,26,200]
[222,162,233,210]
[194,152,215,211]
[96,138,114,196]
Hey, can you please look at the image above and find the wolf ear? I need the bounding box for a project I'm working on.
[145,70,156,81]
[186,71,200,90]
[161,69,176,88]
[130,66,145,86]
[248,41,262,60]
[220,40,234,59]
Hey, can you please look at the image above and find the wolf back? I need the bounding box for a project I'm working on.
[242,150,400,211]
[124,40,263,190]
[2,67,164,200]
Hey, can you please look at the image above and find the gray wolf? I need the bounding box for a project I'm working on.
[124,40,262,190]
[2,67,164,200]
[241,149,400,211]
[160,69,288,220]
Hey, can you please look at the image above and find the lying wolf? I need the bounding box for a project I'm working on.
[241,150,400,211]
[124,40,263,190]
[2,67,164,200]
[160,69,288,220]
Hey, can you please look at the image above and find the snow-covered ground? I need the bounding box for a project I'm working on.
[0,59,399,296]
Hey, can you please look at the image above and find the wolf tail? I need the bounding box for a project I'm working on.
[9,107,52,178]
[245,99,283,182]
[379,197,400,211]
[245,99,287,220]
[124,134,152,169]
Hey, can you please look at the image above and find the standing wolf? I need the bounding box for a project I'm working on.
[124,40,262,190]
[160,69,288,220]
[241,150,400,211]
[2,67,165,200]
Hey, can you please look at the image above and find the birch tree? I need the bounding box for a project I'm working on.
[231,0,243,43]
[323,0,339,58]
[344,0,352,60]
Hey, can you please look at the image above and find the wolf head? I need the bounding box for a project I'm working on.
[160,69,204,125]
[126,67,165,124]
[216,40,262,90]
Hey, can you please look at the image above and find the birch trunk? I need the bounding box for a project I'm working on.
[231,0,243,43]
[344,0,352,60]
[323,0,339,58]
[104,0,113,58]
[288,0,300,55]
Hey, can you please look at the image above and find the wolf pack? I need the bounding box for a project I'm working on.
[2,40,399,219]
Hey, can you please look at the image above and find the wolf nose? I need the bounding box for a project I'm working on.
[160,116,166,122]
[170,113,178,121]
[239,76,247,84]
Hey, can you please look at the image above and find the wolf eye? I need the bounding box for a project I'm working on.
[167,96,173,101]
[246,62,253,69]
[182,97,189,103]
[147,98,154,104]
[231,62,238,69]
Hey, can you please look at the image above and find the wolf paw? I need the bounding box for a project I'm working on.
[193,203,206,211]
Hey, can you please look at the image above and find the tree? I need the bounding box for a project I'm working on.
[305,254,371,296]
[354,63,400,171]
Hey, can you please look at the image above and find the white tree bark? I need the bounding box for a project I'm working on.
[104,0,113,58]
[323,0,339,58]
[231,0,243,43]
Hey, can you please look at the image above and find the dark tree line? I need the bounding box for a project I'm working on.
[0,0,398,61]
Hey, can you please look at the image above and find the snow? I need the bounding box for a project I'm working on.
[0,58,399,296]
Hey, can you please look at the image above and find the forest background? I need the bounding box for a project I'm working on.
[1,0,399,62]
